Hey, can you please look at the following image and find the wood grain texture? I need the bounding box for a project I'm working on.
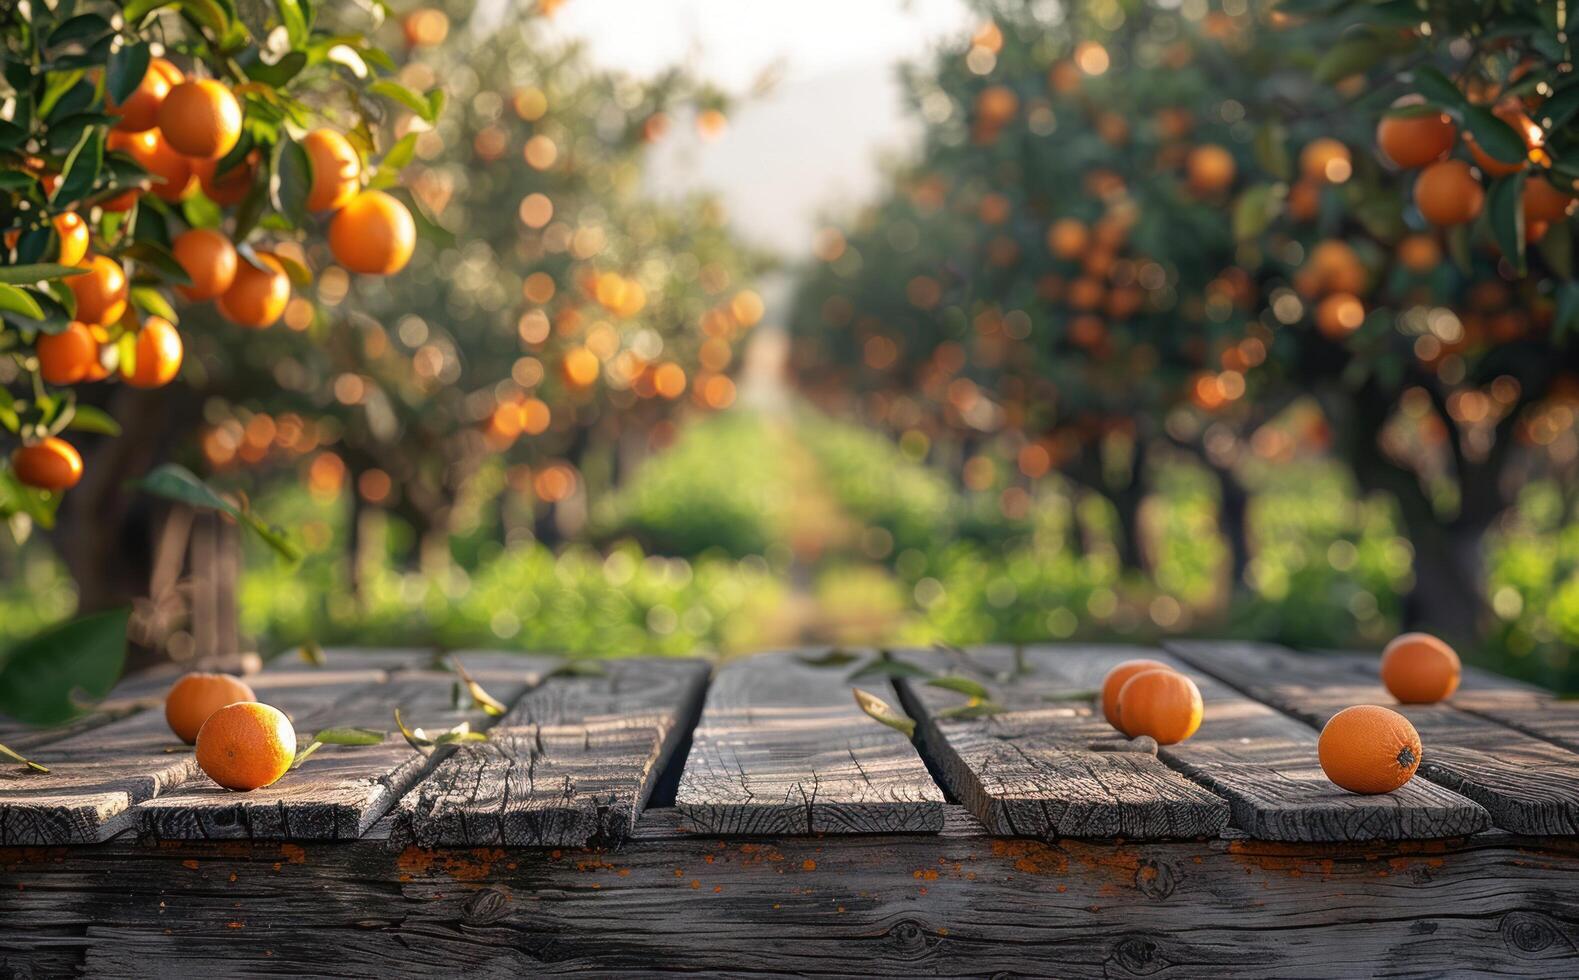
[3,807,1576,977]
[1168,640,1579,836]
[894,645,1227,840]
[0,669,383,846]
[396,658,709,847]
[676,651,945,835]
[134,660,548,841]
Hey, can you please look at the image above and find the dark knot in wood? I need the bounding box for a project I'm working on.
[1500,911,1570,956]
[464,885,512,926]
[1108,934,1166,976]
[1134,858,1176,900]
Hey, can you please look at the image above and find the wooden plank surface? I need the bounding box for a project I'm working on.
[134,658,545,841]
[6,808,1579,978]
[397,658,709,847]
[1168,640,1579,835]
[676,651,945,835]
[895,645,1227,840]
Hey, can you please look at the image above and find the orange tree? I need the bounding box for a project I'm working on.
[0,1,434,714]
[189,1,767,580]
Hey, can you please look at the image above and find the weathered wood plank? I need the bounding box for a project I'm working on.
[0,669,383,846]
[894,645,1228,840]
[133,658,549,841]
[3,808,1576,977]
[676,651,945,835]
[397,658,709,847]
[1168,640,1579,836]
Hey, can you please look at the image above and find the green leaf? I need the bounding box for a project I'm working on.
[1464,106,1528,167]
[270,137,313,228]
[312,726,386,746]
[1314,35,1385,85]
[246,51,307,87]
[1555,282,1579,340]
[936,699,1007,720]
[129,285,179,323]
[847,657,931,681]
[0,284,45,320]
[852,687,915,738]
[54,128,104,206]
[0,468,60,531]
[47,14,114,50]
[0,264,90,286]
[131,463,304,564]
[1232,184,1279,241]
[276,0,312,47]
[0,609,130,726]
[369,80,438,122]
[178,0,231,35]
[393,706,432,757]
[1488,173,1527,275]
[450,659,508,716]
[1410,66,1468,110]
[120,241,192,286]
[1252,122,1291,182]
[298,640,326,667]
[106,42,153,105]
[124,0,181,25]
[66,405,123,436]
[925,675,990,700]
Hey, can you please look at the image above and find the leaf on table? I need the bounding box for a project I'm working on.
[852,687,915,738]
[847,654,930,681]
[0,739,49,773]
[450,658,507,715]
[795,648,861,668]
[936,698,1007,720]
[312,726,386,746]
[393,706,431,757]
[1042,688,1100,703]
[298,641,326,668]
[924,675,990,700]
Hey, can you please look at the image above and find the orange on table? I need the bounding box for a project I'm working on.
[36,321,101,385]
[172,228,238,301]
[1115,668,1203,745]
[1318,704,1422,794]
[302,129,362,212]
[157,79,243,159]
[165,672,257,744]
[1380,632,1461,704]
[1414,160,1484,226]
[328,190,415,275]
[120,317,183,389]
[11,437,84,491]
[217,252,290,328]
[1376,104,1456,169]
[194,701,295,791]
[1099,657,1173,730]
[106,57,184,133]
[67,255,128,326]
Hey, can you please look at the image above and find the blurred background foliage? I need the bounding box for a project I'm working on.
[7,0,1579,697]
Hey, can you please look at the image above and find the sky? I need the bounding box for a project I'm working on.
[545,0,975,258]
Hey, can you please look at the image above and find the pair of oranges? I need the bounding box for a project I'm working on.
[1097,633,1462,798]
[165,672,295,791]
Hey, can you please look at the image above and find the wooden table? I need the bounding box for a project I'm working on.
[4,643,1579,977]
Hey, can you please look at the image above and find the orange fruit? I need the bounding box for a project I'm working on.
[11,437,84,491]
[328,190,415,275]
[1047,219,1089,261]
[1300,137,1351,183]
[1464,103,1540,177]
[194,701,295,791]
[1315,293,1365,339]
[120,316,183,389]
[1318,704,1422,794]
[1099,658,1174,731]
[1523,175,1575,223]
[106,57,184,133]
[562,346,600,387]
[1287,179,1320,222]
[67,255,128,326]
[1380,632,1461,704]
[1414,160,1484,227]
[1297,240,1367,297]
[172,228,238,301]
[36,321,101,385]
[217,252,290,328]
[109,129,194,203]
[53,212,89,266]
[165,672,256,744]
[1398,234,1441,274]
[157,79,243,159]
[403,8,450,47]
[1186,144,1236,195]
[302,129,362,212]
[191,151,258,206]
[1376,107,1456,169]
[1115,668,1203,745]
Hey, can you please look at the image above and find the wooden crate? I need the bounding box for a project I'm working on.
[3,643,1578,976]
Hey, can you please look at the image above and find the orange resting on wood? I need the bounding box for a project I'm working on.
[1099,658,1173,730]
[1379,632,1460,704]
[1318,704,1422,794]
[195,701,295,791]
[166,671,257,744]
[1115,668,1203,745]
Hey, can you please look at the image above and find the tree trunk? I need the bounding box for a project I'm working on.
[1211,463,1252,592]
[1108,439,1148,576]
